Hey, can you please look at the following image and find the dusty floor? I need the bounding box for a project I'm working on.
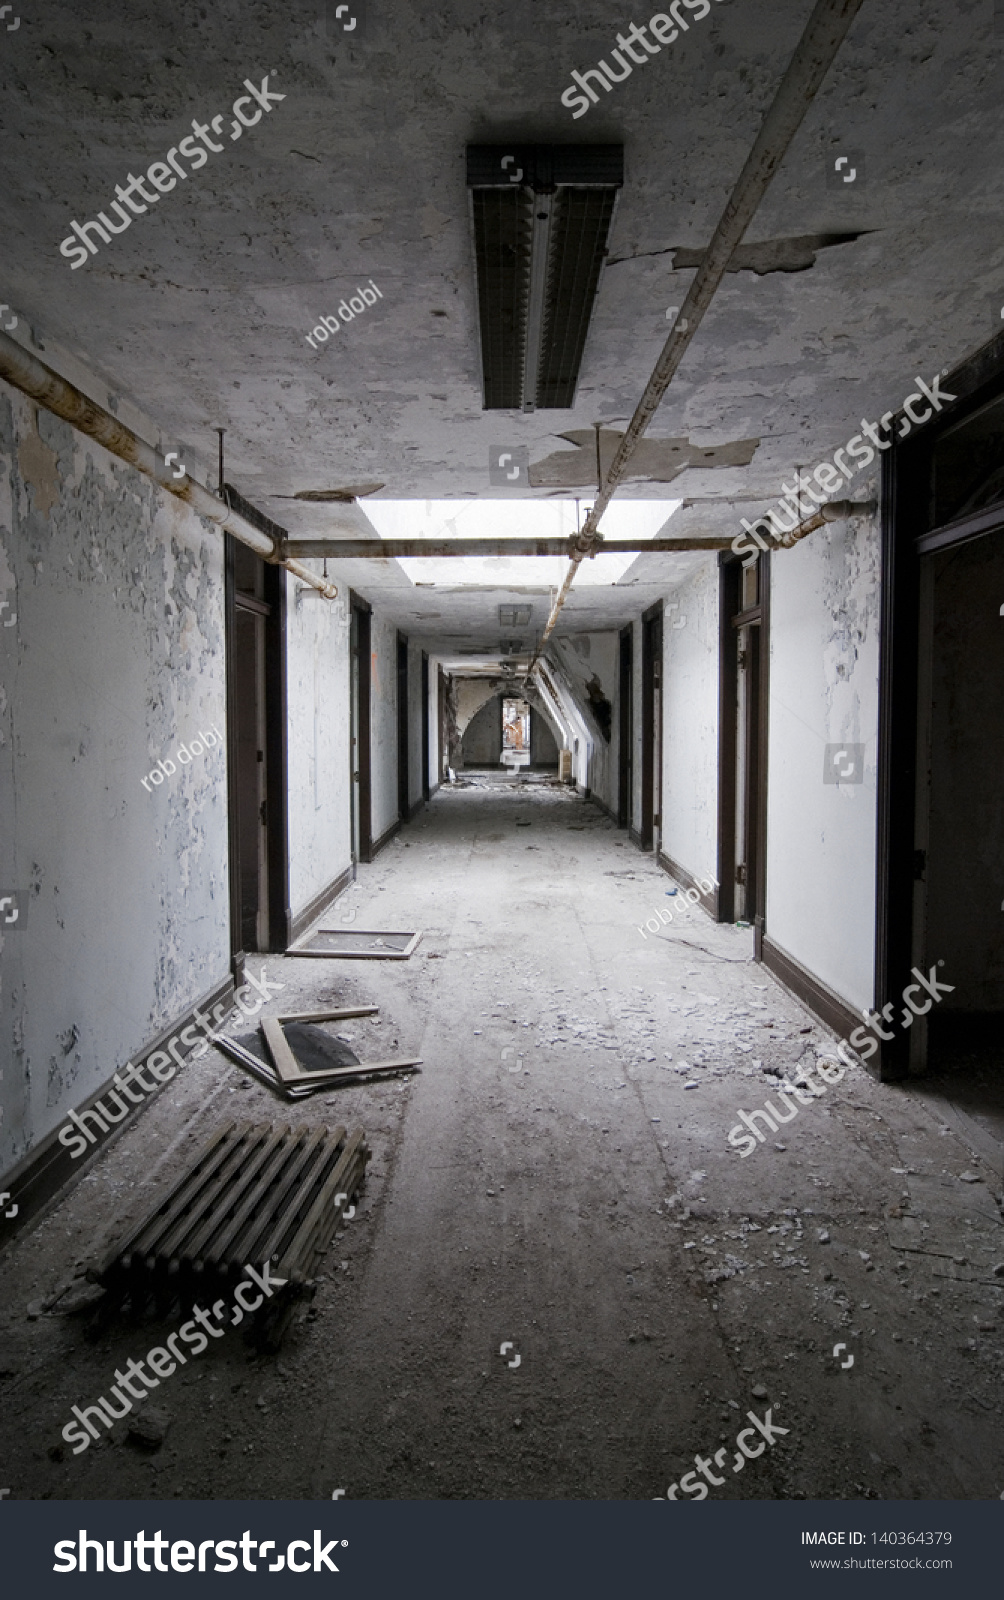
[2,782,1003,1501]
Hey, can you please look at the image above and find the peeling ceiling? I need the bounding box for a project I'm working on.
[0,0,1000,654]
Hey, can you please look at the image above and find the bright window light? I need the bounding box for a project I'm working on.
[361,499,681,588]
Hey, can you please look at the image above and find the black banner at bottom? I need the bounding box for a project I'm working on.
[1,1498,998,1595]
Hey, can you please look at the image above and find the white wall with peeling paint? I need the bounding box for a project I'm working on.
[0,380,229,1170]
[765,514,881,1010]
[285,572,352,922]
[660,560,719,883]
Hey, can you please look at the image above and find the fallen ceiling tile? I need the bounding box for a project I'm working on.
[529,429,759,488]
[282,484,385,501]
[670,231,870,276]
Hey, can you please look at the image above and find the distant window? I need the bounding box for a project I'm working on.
[502,697,531,753]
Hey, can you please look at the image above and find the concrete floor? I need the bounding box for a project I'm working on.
[2,782,1003,1501]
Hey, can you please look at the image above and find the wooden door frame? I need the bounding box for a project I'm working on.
[351,591,373,864]
[617,624,633,830]
[640,603,663,850]
[717,549,770,954]
[397,631,410,822]
[876,335,1004,1077]
[224,532,289,964]
[421,651,430,799]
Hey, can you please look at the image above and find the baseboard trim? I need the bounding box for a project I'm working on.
[628,825,644,849]
[760,935,890,1076]
[288,862,355,947]
[407,796,424,821]
[657,850,719,922]
[371,818,400,859]
[0,970,236,1258]
[588,792,617,824]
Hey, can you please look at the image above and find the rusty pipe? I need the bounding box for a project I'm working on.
[0,328,338,599]
[768,497,877,548]
[281,536,733,559]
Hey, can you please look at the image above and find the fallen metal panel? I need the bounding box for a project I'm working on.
[287,928,423,959]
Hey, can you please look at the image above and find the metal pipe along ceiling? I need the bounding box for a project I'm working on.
[0,329,338,600]
[526,0,867,675]
[282,536,733,558]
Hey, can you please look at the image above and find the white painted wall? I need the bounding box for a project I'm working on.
[285,572,352,921]
[660,561,720,882]
[407,640,425,811]
[0,379,229,1169]
[369,611,399,847]
[766,512,881,1010]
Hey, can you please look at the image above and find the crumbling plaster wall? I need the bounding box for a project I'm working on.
[285,571,352,918]
[660,561,719,882]
[0,382,228,1172]
[552,632,618,812]
[766,511,880,1011]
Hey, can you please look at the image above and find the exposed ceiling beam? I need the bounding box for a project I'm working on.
[526,0,868,673]
[280,537,733,559]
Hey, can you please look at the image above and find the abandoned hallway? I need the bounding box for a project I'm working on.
[2,780,1001,1501]
[4,0,1004,1527]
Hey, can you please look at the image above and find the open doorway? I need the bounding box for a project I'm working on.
[618,625,633,830]
[640,604,663,852]
[421,652,431,800]
[225,531,289,965]
[397,631,410,822]
[880,358,1004,1120]
[350,594,372,863]
[718,551,769,952]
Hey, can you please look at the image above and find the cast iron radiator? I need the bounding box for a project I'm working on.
[88,1120,369,1347]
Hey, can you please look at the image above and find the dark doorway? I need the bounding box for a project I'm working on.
[421,652,430,800]
[397,632,410,822]
[618,625,633,830]
[718,551,770,954]
[640,604,663,852]
[438,666,448,781]
[225,534,288,965]
[350,594,372,864]
[880,343,1004,1085]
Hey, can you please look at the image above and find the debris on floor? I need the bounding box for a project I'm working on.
[288,929,423,959]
